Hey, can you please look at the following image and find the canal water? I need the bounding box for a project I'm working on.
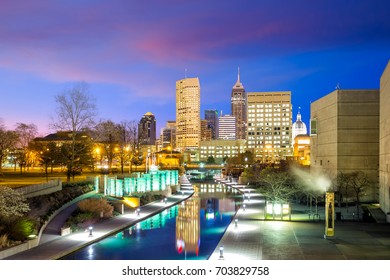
[61,183,240,260]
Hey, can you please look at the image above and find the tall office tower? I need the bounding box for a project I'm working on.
[231,68,247,139]
[176,77,201,151]
[138,112,156,145]
[205,109,219,139]
[218,114,236,140]
[247,91,292,163]
[161,121,176,149]
[291,108,308,145]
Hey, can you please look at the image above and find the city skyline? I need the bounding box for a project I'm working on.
[1,0,390,136]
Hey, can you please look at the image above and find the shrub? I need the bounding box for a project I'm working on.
[64,211,95,231]
[78,198,114,218]
[8,217,37,241]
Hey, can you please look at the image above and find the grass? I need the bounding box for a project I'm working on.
[0,167,96,188]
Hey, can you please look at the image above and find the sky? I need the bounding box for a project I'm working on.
[1,0,390,136]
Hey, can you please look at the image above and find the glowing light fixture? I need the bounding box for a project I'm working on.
[219,245,224,260]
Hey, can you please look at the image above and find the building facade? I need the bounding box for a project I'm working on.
[246,91,293,163]
[379,60,390,214]
[138,112,156,146]
[160,121,176,150]
[218,114,236,140]
[176,77,201,152]
[199,139,246,164]
[231,69,247,140]
[292,134,310,166]
[310,89,380,201]
[200,119,213,141]
[205,109,219,139]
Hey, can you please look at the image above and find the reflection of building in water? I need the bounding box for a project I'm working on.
[176,190,200,255]
[118,207,179,239]
[204,198,218,220]
[200,183,238,215]
[140,207,178,230]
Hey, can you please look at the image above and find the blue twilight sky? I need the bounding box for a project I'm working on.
[0,0,390,136]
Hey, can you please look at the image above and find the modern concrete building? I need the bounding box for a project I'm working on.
[218,114,236,140]
[231,68,246,140]
[246,91,293,163]
[138,112,156,145]
[379,60,390,214]
[199,139,246,164]
[205,109,219,139]
[176,77,201,152]
[310,89,380,201]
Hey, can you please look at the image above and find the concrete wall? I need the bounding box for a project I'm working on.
[14,179,62,198]
[311,89,380,201]
[310,90,338,179]
[380,60,390,214]
[337,90,380,201]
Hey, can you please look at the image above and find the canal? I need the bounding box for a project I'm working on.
[61,183,241,260]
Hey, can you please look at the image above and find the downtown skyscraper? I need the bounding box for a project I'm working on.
[204,109,219,139]
[176,77,201,151]
[231,68,247,140]
[138,112,157,145]
[247,91,292,163]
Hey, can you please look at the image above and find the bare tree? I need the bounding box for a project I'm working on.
[0,125,18,173]
[349,171,370,220]
[51,82,97,181]
[14,123,38,173]
[116,120,132,174]
[333,171,353,210]
[126,120,142,173]
[94,120,120,173]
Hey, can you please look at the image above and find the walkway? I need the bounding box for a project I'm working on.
[209,178,390,260]
[4,177,194,260]
[4,177,390,260]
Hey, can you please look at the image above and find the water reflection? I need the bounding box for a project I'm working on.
[61,183,239,260]
[176,188,200,256]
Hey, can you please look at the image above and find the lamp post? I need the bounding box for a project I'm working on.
[164,197,167,204]
[88,226,93,237]
[243,204,246,212]
[234,219,238,228]
[219,245,224,260]
[137,208,140,216]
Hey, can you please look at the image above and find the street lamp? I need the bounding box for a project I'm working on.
[88,226,93,237]
[136,208,140,216]
[219,245,224,260]
[164,197,167,204]
[234,219,238,228]
[243,204,246,212]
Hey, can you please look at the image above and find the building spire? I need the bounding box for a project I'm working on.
[233,66,243,88]
[297,107,302,121]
